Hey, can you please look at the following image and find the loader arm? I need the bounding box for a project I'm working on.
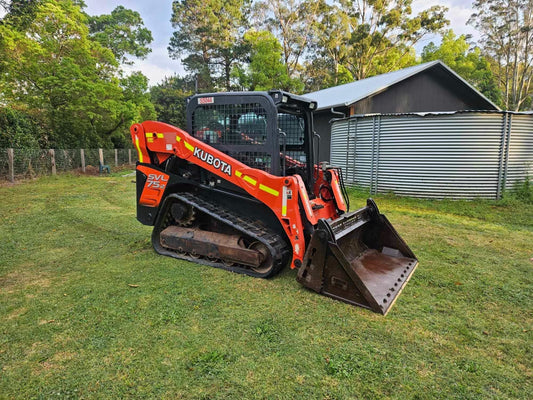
[131,120,327,268]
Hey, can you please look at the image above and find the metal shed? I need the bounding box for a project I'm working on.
[330,111,533,199]
[305,60,500,162]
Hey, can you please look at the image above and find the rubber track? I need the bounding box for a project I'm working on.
[154,192,291,278]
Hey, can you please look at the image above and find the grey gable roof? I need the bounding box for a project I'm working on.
[304,60,500,111]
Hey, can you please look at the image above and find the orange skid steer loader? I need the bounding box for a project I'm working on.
[131,91,417,314]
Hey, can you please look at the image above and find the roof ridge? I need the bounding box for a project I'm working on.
[305,60,440,96]
[304,60,499,111]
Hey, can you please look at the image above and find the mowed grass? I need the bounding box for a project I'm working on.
[0,172,531,399]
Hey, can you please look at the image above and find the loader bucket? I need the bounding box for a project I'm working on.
[297,199,418,315]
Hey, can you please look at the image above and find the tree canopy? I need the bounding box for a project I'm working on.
[167,0,448,94]
[234,30,301,92]
[87,5,153,65]
[1,0,531,150]
[168,0,251,92]
[469,0,533,110]
[150,75,196,129]
[0,0,155,148]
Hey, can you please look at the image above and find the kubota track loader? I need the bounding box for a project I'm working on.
[131,91,418,315]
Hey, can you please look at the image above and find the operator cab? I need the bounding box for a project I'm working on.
[186,90,318,194]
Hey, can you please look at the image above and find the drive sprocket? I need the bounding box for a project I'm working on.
[169,202,196,226]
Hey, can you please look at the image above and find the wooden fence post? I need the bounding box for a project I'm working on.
[80,149,86,172]
[49,149,56,175]
[115,149,118,167]
[128,149,132,165]
[99,148,104,165]
[63,150,68,170]
[8,148,14,183]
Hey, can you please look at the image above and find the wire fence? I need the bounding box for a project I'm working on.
[0,148,136,182]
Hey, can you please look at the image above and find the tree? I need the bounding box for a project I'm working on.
[253,0,322,81]
[0,0,42,29]
[112,72,156,147]
[422,30,502,106]
[168,0,251,91]
[300,0,446,90]
[310,1,352,86]
[87,6,153,65]
[304,0,354,90]
[469,0,533,110]
[340,0,448,80]
[234,30,301,91]
[0,0,155,148]
[150,75,195,129]
[303,58,354,92]
[0,0,113,146]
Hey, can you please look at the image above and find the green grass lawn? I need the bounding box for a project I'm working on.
[0,172,531,399]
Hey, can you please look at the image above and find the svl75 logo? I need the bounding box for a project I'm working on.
[147,173,168,189]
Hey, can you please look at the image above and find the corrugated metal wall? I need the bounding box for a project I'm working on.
[506,114,533,190]
[330,111,533,199]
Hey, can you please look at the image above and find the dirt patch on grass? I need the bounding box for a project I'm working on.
[71,166,100,176]
[416,362,436,378]
[51,351,77,362]
[39,361,56,370]
[38,319,57,325]
[70,165,134,176]
[31,360,64,376]
[0,180,23,187]
[5,307,28,320]
[0,269,51,293]
[27,345,77,376]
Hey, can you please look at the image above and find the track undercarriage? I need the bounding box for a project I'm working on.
[152,192,290,278]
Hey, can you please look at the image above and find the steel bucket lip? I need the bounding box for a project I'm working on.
[320,258,419,315]
[298,199,419,315]
[346,248,419,315]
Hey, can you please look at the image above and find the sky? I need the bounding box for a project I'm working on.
[3,0,482,87]
[84,0,184,85]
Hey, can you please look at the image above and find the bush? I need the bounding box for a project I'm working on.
[511,177,533,204]
[0,107,45,148]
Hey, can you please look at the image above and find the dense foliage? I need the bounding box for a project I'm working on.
[149,75,196,129]
[0,108,45,148]
[169,0,449,93]
[0,0,155,148]
[469,0,533,111]
[0,0,531,149]
[166,0,517,108]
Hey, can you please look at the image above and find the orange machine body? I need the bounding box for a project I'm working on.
[131,121,347,268]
